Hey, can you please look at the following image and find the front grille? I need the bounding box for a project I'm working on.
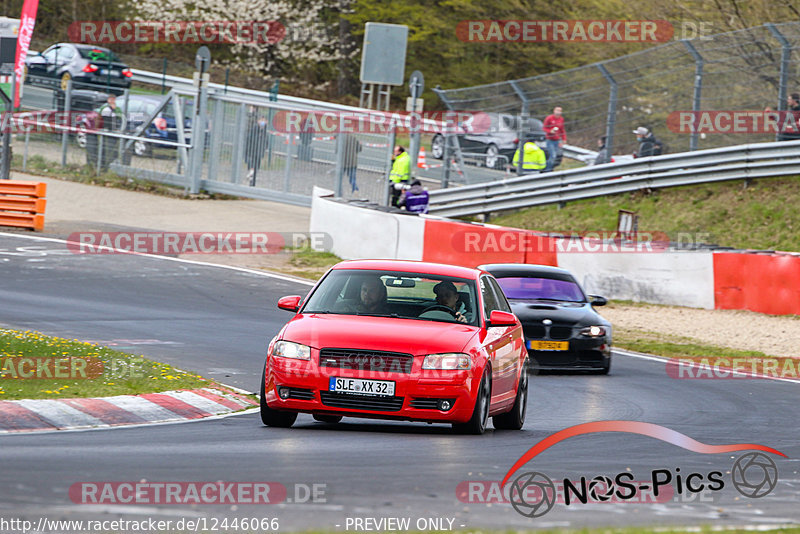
[283,387,314,400]
[410,398,456,410]
[319,349,413,374]
[549,326,573,340]
[523,325,546,339]
[320,391,404,412]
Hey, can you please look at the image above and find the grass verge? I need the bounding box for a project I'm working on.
[492,175,800,252]
[614,326,800,377]
[0,328,213,400]
[284,246,341,280]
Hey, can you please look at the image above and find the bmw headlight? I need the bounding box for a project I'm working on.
[580,325,606,337]
[272,341,311,360]
[422,353,471,370]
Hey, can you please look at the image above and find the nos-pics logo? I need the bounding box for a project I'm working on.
[502,421,784,518]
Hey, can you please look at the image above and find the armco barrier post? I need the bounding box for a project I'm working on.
[683,40,704,152]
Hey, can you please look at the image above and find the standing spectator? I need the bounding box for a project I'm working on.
[96,94,124,170]
[399,179,429,214]
[594,136,610,165]
[342,133,362,193]
[511,141,546,173]
[244,110,269,186]
[778,93,800,141]
[632,127,663,158]
[389,145,410,207]
[543,106,566,171]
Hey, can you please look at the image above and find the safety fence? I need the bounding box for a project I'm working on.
[435,22,800,160]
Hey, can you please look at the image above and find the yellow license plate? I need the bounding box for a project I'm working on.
[528,340,569,351]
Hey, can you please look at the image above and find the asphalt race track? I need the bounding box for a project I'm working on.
[1,232,798,530]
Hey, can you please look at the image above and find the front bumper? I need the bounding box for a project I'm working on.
[526,336,611,370]
[264,354,481,424]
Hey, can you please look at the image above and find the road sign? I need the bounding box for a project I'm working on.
[195,46,211,71]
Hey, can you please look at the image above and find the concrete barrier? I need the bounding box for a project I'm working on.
[309,195,799,315]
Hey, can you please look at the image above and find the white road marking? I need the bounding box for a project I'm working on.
[614,348,800,385]
[0,232,315,286]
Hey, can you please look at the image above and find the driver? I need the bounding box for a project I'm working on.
[433,281,468,323]
[358,276,389,313]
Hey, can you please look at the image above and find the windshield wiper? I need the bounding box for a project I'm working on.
[354,312,403,318]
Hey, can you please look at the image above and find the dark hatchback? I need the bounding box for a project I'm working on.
[25,43,132,94]
[480,264,612,374]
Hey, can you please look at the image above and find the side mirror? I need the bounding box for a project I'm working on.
[589,295,607,306]
[277,295,302,313]
[487,310,518,328]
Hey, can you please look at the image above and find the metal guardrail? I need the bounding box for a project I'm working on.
[428,140,800,218]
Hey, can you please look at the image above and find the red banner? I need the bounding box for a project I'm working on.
[14,0,39,108]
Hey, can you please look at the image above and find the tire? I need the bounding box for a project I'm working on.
[493,359,528,430]
[593,357,611,375]
[453,369,491,435]
[259,363,297,428]
[431,134,445,159]
[313,415,343,424]
[76,127,87,149]
[133,139,149,157]
[485,144,500,169]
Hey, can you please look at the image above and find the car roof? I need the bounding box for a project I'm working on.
[332,259,482,280]
[478,263,575,278]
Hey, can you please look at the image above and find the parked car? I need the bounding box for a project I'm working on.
[262,259,529,434]
[431,113,558,170]
[25,43,132,94]
[481,263,612,374]
[77,94,194,156]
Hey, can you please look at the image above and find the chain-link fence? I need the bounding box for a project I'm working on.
[435,22,800,158]
[10,72,396,206]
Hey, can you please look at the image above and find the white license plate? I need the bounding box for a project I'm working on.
[329,377,395,396]
[99,69,120,77]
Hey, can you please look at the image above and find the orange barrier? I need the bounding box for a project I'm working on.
[713,252,800,315]
[0,180,47,231]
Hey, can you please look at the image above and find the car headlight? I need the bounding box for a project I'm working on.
[422,353,471,370]
[580,326,606,337]
[272,341,311,360]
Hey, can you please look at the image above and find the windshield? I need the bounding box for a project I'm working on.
[302,269,480,326]
[495,276,585,302]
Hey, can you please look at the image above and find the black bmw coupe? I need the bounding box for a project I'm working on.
[480,264,612,374]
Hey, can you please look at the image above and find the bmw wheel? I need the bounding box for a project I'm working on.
[485,144,500,169]
[431,134,445,159]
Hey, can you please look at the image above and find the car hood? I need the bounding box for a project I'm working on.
[510,300,610,326]
[280,313,479,355]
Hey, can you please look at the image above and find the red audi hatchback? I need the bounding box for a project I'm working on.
[260,260,528,434]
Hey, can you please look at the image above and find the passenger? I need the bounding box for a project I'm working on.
[433,281,467,323]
